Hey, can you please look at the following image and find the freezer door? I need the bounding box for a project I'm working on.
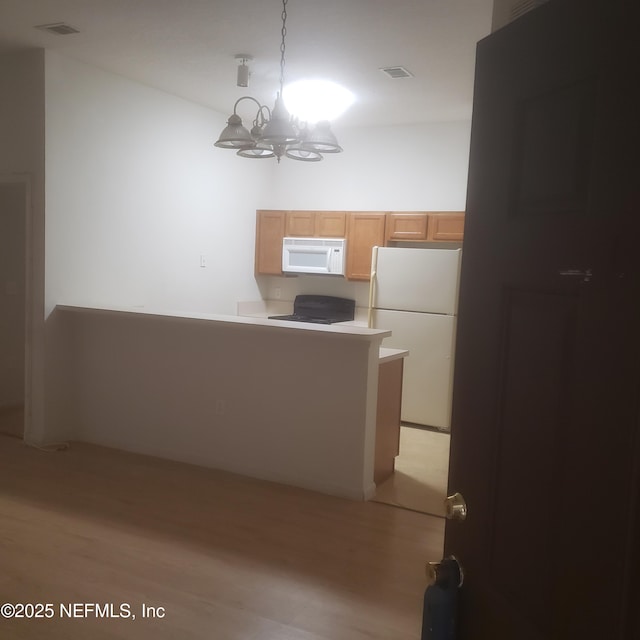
[372,309,456,430]
[373,247,462,315]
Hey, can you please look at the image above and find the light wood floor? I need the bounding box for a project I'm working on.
[0,434,444,639]
[374,426,451,518]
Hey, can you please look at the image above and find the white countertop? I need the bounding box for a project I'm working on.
[379,347,409,364]
[236,300,407,360]
[56,304,391,341]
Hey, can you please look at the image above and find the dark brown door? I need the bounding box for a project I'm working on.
[445,1,639,638]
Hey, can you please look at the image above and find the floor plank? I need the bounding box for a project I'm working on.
[0,435,444,639]
[373,426,450,517]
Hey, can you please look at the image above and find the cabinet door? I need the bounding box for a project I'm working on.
[375,358,404,484]
[285,211,315,237]
[255,210,285,275]
[316,211,346,237]
[386,212,429,241]
[426,212,465,242]
[345,212,387,281]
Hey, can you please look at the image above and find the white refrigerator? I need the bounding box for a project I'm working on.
[368,247,462,431]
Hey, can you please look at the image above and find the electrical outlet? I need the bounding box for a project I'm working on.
[200,254,207,268]
[275,287,281,299]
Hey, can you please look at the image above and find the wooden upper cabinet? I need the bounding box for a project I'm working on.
[386,212,429,241]
[426,212,465,242]
[285,210,346,237]
[285,211,315,237]
[255,210,285,275]
[256,209,464,278]
[386,211,465,242]
[345,212,387,281]
[316,211,346,237]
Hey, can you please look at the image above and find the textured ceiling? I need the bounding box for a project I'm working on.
[0,0,494,128]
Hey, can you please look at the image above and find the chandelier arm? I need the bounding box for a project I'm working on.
[251,105,272,129]
[258,104,271,124]
[232,95,265,116]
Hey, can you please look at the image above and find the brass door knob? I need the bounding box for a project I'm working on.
[425,555,464,587]
[445,492,467,521]
[425,561,441,585]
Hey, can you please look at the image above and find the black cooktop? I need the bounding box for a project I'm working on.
[268,295,355,325]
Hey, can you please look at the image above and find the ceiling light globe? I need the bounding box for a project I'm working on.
[214,114,254,149]
[304,121,343,153]
[285,146,323,162]
[237,144,276,159]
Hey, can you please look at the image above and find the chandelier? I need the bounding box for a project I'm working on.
[214,0,343,162]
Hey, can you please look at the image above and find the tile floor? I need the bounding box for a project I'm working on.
[373,425,451,517]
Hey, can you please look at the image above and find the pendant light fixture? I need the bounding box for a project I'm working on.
[214,0,343,162]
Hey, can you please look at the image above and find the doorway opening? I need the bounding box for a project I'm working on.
[374,423,451,517]
[0,179,28,441]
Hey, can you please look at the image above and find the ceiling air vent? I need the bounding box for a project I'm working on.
[35,22,80,36]
[380,66,413,80]
[509,0,548,21]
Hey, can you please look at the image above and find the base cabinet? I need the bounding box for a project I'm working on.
[374,358,404,484]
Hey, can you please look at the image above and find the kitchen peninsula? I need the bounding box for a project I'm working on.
[46,305,404,501]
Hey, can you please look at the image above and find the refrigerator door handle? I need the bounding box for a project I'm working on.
[368,246,379,328]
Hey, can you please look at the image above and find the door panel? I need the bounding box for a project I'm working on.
[512,78,597,217]
[490,289,576,635]
[445,1,640,638]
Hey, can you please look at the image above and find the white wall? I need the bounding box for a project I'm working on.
[0,183,26,407]
[44,51,271,317]
[269,121,471,211]
[0,50,46,441]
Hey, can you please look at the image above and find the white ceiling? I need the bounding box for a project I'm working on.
[0,0,494,129]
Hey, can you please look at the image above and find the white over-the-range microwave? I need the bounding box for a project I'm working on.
[282,237,346,276]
